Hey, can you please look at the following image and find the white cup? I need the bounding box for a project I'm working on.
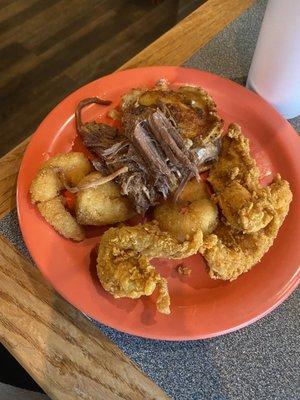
[247,0,300,119]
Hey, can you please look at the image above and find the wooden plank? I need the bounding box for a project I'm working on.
[0,236,169,400]
[120,0,254,69]
[0,138,30,219]
[0,0,40,24]
[64,0,181,85]
[0,0,253,219]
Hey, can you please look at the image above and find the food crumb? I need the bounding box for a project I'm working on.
[177,264,191,276]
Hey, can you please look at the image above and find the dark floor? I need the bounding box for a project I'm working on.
[0,344,45,393]
[0,0,203,157]
[0,0,203,393]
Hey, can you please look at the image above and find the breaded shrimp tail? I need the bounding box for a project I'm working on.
[30,152,92,241]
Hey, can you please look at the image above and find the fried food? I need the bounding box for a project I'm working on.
[38,197,85,241]
[30,152,92,203]
[30,167,64,203]
[208,124,260,192]
[154,179,218,241]
[208,123,286,233]
[75,172,135,225]
[30,152,92,241]
[97,222,203,314]
[202,127,293,280]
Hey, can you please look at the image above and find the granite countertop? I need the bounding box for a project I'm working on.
[0,1,299,399]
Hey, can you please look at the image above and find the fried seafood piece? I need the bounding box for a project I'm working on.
[208,124,287,233]
[38,197,85,241]
[154,179,218,241]
[97,222,203,314]
[202,176,292,280]
[30,152,92,203]
[75,172,135,225]
[30,152,92,241]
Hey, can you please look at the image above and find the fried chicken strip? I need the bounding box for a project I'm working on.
[202,175,292,281]
[208,124,277,233]
[97,222,203,314]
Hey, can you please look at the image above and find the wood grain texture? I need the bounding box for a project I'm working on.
[120,0,254,69]
[0,137,30,219]
[0,0,252,220]
[0,0,201,156]
[0,236,169,400]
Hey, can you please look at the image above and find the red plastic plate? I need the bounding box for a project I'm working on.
[17,67,300,340]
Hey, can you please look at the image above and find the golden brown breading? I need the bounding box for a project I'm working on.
[154,179,218,241]
[30,152,92,203]
[30,168,64,203]
[217,181,274,233]
[208,123,260,192]
[38,197,85,241]
[30,152,92,241]
[202,175,292,281]
[97,222,203,314]
[208,124,288,233]
[42,152,92,186]
[75,172,135,226]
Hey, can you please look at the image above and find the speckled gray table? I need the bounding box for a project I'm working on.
[1,1,299,399]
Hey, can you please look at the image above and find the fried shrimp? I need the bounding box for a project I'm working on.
[30,153,92,203]
[75,172,135,226]
[154,179,218,241]
[30,152,92,241]
[38,197,85,241]
[97,222,203,314]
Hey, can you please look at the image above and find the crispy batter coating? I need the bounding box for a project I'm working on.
[30,168,64,203]
[208,123,281,233]
[75,172,135,226]
[217,181,275,233]
[30,153,92,203]
[38,197,85,241]
[154,179,218,241]
[97,222,203,314]
[42,152,91,186]
[202,167,293,280]
[30,152,92,241]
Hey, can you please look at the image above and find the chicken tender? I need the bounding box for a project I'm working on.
[154,179,218,241]
[97,222,203,314]
[208,124,260,192]
[30,152,92,241]
[75,172,135,226]
[202,173,293,280]
[208,124,288,233]
[217,181,274,233]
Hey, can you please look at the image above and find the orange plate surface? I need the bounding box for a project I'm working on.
[17,67,300,340]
